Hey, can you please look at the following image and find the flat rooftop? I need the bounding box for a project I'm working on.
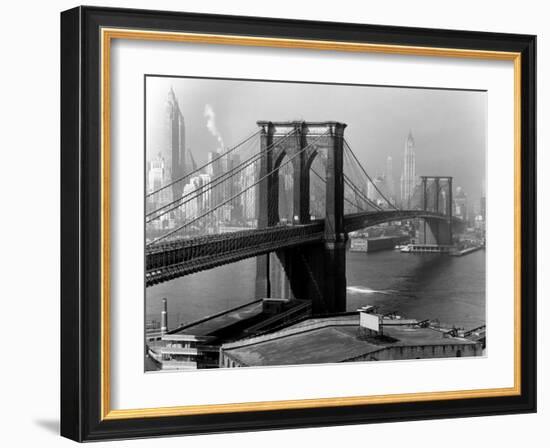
[221,313,478,367]
[224,326,381,366]
[171,300,264,337]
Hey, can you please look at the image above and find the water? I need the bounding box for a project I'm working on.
[146,249,485,331]
[346,250,485,329]
[146,257,257,330]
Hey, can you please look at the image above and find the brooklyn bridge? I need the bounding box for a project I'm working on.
[145,121,461,314]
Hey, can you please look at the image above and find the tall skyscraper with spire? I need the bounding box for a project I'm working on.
[400,131,417,208]
[166,87,187,200]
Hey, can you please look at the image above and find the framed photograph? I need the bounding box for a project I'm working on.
[60,6,536,441]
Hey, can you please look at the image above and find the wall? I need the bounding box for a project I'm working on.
[0,0,546,447]
[366,343,482,361]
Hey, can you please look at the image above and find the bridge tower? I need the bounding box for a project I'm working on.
[419,176,453,245]
[255,121,348,314]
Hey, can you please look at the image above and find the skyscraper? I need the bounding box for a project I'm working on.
[240,162,257,222]
[367,174,386,206]
[147,153,172,229]
[226,153,243,222]
[148,153,166,194]
[207,150,224,216]
[385,156,395,203]
[400,131,417,208]
[181,174,212,223]
[454,186,468,222]
[166,87,187,200]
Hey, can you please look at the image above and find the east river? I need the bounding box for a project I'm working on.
[146,249,486,331]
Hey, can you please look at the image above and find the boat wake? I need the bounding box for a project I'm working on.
[346,286,397,295]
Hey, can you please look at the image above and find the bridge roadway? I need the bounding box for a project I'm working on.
[146,210,456,286]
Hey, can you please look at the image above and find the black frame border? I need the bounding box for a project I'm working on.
[60,6,536,442]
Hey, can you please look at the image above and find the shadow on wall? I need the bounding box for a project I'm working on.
[33,419,59,435]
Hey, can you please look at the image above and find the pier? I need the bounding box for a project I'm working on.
[450,245,485,257]
[350,235,408,253]
[401,244,454,254]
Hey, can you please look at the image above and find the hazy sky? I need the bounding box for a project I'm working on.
[146,76,486,200]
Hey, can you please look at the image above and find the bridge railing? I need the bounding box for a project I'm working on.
[146,222,325,284]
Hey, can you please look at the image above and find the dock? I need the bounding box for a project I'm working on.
[350,235,408,253]
[450,245,484,257]
[401,244,454,254]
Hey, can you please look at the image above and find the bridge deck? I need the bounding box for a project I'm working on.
[146,210,459,286]
[146,223,324,286]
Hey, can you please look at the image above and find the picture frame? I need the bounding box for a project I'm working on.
[60,5,536,441]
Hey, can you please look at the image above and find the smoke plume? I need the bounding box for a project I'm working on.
[204,104,225,150]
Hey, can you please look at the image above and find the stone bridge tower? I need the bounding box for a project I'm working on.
[419,176,454,245]
[255,121,347,314]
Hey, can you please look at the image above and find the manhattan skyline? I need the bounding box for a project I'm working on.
[146,76,487,202]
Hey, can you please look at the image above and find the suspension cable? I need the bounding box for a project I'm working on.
[310,167,373,213]
[146,128,298,222]
[148,130,330,246]
[146,140,259,222]
[343,174,383,211]
[317,144,382,211]
[343,139,399,210]
[146,129,261,198]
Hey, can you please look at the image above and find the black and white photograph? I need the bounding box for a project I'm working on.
[144,76,487,371]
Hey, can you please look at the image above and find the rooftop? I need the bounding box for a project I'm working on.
[224,325,381,366]
[221,313,479,367]
[169,298,310,340]
[171,300,264,337]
